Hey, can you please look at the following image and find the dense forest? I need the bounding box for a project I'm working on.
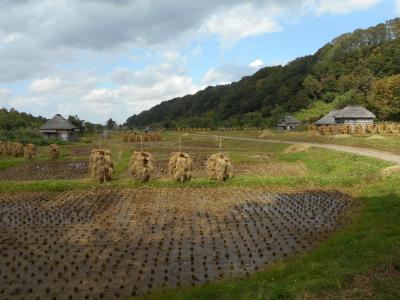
[126,18,400,129]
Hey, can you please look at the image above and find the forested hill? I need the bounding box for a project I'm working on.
[0,108,46,130]
[126,18,400,129]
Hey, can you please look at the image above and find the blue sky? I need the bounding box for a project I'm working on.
[0,0,398,123]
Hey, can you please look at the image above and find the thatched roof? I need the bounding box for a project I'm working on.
[315,109,341,125]
[40,114,77,131]
[277,116,300,126]
[334,105,376,119]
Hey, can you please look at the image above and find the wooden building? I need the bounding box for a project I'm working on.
[315,106,376,128]
[40,114,79,141]
[277,116,301,131]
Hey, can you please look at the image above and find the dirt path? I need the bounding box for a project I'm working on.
[202,135,400,164]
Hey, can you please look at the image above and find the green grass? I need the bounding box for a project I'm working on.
[0,156,26,170]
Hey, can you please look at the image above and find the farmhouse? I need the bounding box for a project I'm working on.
[40,114,79,141]
[315,105,376,127]
[277,116,301,131]
[333,105,376,126]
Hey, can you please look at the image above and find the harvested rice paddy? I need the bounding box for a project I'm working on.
[0,188,351,299]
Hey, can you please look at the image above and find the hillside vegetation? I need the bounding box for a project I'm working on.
[126,18,400,128]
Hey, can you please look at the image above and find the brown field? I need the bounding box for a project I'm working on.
[0,160,88,181]
[0,188,351,299]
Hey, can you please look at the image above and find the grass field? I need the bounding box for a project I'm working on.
[0,131,399,299]
[209,129,400,155]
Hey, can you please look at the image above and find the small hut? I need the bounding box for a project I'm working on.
[40,114,79,141]
[277,116,301,131]
[333,105,376,126]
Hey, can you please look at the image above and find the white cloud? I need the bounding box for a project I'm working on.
[249,59,264,68]
[82,89,119,104]
[202,63,263,86]
[29,78,61,93]
[395,0,400,14]
[316,0,381,15]
[0,88,12,100]
[203,3,282,47]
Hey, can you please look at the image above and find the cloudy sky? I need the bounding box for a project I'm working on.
[0,0,398,123]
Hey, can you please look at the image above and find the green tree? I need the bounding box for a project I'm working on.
[368,74,400,120]
[68,115,85,133]
[303,75,322,100]
[106,118,117,129]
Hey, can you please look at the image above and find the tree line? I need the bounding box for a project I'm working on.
[125,18,400,128]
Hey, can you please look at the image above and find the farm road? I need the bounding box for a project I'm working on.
[196,134,400,164]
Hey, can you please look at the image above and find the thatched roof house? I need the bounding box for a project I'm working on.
[315,109,341,126]
[334,105,376,124]
[277,116,301,131]
[315,105,376,127]
[40,114,79,141]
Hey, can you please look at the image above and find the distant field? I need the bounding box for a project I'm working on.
[0,131,399,299]
[204,129,400,154]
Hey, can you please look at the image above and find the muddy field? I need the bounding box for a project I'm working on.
[153,156,308,179]
[0,160,88,181]
[0,188,351,299]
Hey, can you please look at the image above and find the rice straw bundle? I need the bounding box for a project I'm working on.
[374,124,384,133]
[168,152,192,182]
[89,149,114,183]
[128,133,136,142]
[206,153,233,181]
[12,142,24,157]
[48,144,60,159]
[5,141,13,155]
[366,124,374,133]
[122,133,129,142]
[308,125,317,132]
[0,141,6,155]
[128,151,153,182]
[24,143,37,159]
[355,124,364,134]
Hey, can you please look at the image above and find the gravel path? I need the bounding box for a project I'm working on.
[204,135,400,164]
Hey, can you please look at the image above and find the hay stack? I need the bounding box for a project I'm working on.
[308,125,317,132]
[381,165,400,177]
[206,153,233,181]
[128,151,153,182]
[5,141,13,155]
[128,133,135,142]
[355,124,364,134]
[168,152,192,182]
[89,149,114,183]
[122,133,129,142]
[12,142,24,157]
[374,124,384,133]
[48,144,60,159]
[366,124,374,133]
[284,144,310,153]
[24,144,37,159]
[259,129,274,138]
[328,125,337,135]
[0,141,6,155]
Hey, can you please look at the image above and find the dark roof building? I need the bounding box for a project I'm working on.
[40,114,79,141]
[314,106,376,127]
[333,105,376,120]
[277,116,301,131]
[315,109,341,126]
